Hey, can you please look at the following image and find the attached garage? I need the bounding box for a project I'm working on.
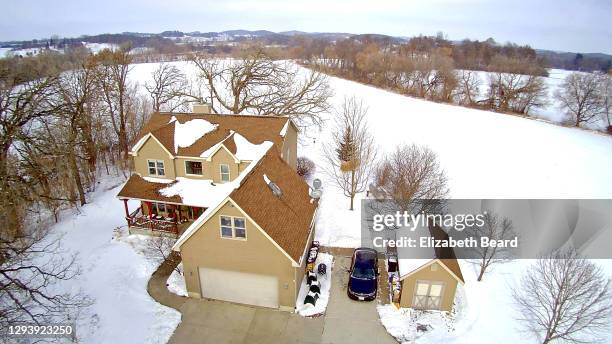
[198,267,279,308]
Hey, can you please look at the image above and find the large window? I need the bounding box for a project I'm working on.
[185,160,203,175]
[220,216,246,239]
[219,164,230,182]
[147,159,165,176]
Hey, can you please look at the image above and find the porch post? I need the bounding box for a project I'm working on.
[144,201,152,219]
[122,199,129,218]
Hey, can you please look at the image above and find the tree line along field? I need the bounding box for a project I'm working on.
[1,43,612,342]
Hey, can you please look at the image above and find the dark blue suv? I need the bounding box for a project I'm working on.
[347,248,378,301]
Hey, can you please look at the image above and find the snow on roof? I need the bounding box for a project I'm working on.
[279,120,290,137]
[158,177,233,208]
[130,134,150,153]
[199,130,234,158]
[396,224,437,278]
[142,176,175,184]
[172,137,274,250]
[172,116,218,153]
[234,132,272,161]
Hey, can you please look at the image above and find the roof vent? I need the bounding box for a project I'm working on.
[263,174,282,197]
[310,178,323,199]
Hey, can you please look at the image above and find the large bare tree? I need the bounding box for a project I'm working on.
[373,144,448,214]
[513,249,612,343]
[145,63,191,113]
[191,47,332,127]
[465,211,516,281]
[94,48,133,161]
[0,226,91,327]
[323,96,377,210]
[555,72,603,127]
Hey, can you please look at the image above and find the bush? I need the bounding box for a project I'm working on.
[607,125,612,135]
[296,157,316,178]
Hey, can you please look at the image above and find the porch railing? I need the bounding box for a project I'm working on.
[126,208,179,235]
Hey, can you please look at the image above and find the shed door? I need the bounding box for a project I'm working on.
[413,281,444,310]
[198,267,279,308]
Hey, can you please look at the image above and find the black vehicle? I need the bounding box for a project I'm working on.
[347,247,378,301]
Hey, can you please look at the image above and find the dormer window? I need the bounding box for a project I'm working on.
[220,164,230,182]
[185,160,203,175]
[147,160,165,176]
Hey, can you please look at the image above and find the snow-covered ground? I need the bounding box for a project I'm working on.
[43,175,180,343]
[32,60,610,343]
[167,263,188,297]
[295,253,334,317]
[466,68,603,128]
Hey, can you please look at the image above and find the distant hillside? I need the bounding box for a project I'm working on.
[1,29,610,72]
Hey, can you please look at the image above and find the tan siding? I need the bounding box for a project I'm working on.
[180,201,297,309]
[175,157,208,179]
[209,148,240,183]
[133,137,176,179]
[399,261,458,312]
[281,121,298,170]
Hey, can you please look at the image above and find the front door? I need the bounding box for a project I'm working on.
[412,280,444,310]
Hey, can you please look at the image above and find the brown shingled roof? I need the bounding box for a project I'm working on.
[429,225,465,283]
[134,113,289,157]
[117,174,182,204]
[229,150,318,262]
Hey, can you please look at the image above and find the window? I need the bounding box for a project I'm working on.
[220,164,230,182]
[219,215,247,239]
[147,160,165,176]
[185,161,203,175]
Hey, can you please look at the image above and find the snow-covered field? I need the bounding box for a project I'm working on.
[32,60,611,343]
[44,175,180,343]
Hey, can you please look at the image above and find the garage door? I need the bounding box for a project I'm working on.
[198,267,279,308]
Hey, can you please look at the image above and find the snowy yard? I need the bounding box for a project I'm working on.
[36,60,611,343]
[295,253,334,317]
[45,176,181,343]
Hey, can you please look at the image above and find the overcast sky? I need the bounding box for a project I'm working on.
[1,0,610,53]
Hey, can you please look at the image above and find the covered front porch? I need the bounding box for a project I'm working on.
[121,199,205,237]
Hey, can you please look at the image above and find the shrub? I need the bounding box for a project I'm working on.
[607,125,612,135]
[296,157,316,178]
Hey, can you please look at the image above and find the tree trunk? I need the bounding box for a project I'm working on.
[68,149,86,206]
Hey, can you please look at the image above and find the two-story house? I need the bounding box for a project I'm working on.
[117,106,318,311]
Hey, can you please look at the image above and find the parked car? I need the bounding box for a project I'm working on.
[347,247,378,301]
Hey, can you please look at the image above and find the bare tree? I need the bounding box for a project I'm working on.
[484,55,548,114]
[191,47,332,127]
[0,227,91,327]
[94,48,133,161]
[145,236,182,274]
[323,96,377,210]
[145,63,191,112]
[465,211,516,281]
[513,249,612,343]
[455,70,481,105]
[555,72,603,127]
[599,74,611,132]
[373,144,448,214]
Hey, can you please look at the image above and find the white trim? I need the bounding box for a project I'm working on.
[147,159,166,177]
[399,258,465,285]
[131,134,175,159]
[219,163,231,183]
[184,160,204,177]
[219,215,247,240]
[229,198,300,267]
[172,197,299,267]
[205,144,239,163]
